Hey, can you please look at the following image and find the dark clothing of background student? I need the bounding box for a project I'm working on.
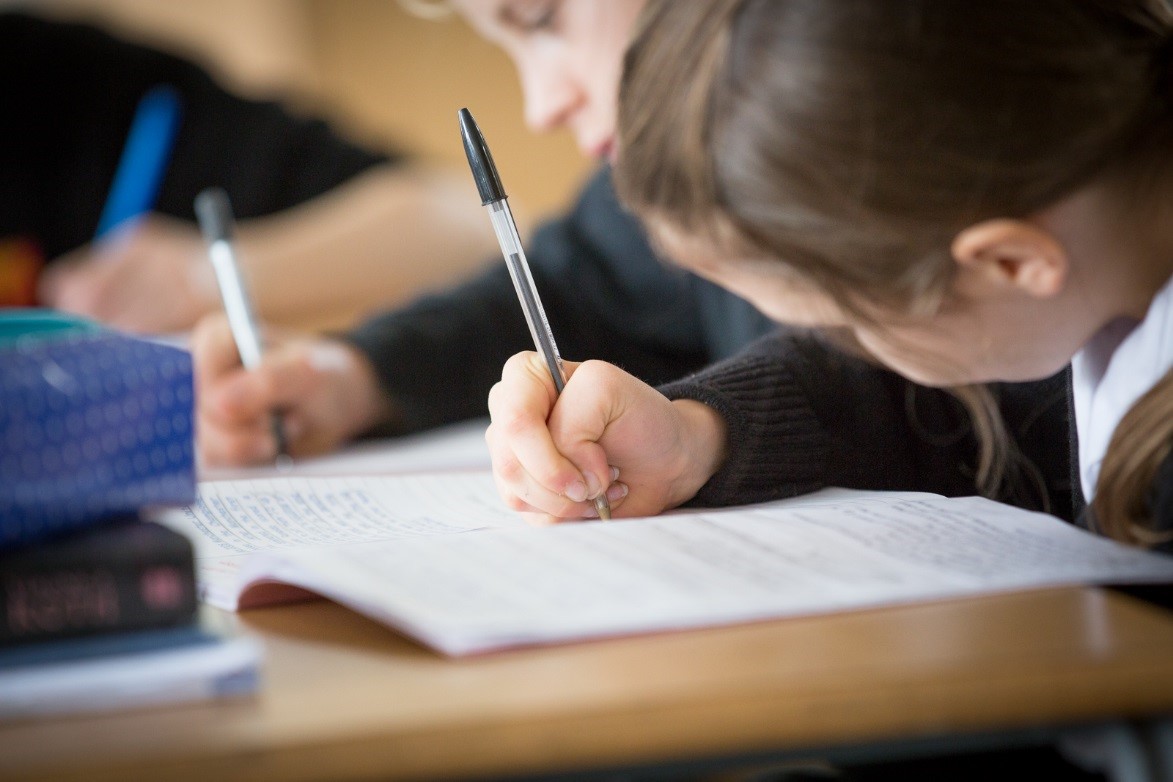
[0,12,390,264]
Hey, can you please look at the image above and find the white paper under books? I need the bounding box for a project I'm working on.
[155,474,1173,656]
[0,621,261,719]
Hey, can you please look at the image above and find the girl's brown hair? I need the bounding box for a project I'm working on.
[616,0,1173,543]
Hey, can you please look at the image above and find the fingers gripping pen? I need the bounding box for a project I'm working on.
[195,187,292,471]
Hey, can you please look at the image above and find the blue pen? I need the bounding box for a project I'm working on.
[95,85,183,239]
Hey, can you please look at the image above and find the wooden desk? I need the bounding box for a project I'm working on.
[1,586,1172,781]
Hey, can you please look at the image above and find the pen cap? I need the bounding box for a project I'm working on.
[194,187,235,244]
[458,108,507,205]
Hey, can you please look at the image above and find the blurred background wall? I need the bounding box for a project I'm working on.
[31,0,592,222]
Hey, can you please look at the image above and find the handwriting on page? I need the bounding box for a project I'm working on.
[278,510,922,623]
[161,474,521,556]
[267,495,1173,655]
[150,473,1173,654]
[805,499,1149,582]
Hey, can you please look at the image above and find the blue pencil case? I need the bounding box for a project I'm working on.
[0,311,197,548]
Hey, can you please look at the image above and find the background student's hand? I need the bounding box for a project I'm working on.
[486,352,729,522]
[38,214,220,333]
[193,313,392,466]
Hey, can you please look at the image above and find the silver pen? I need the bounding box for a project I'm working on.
[458,108,611,520]
[194,187,291,470]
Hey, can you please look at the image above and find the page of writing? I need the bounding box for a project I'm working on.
[150,472,524,608]
[258,495,1173,656]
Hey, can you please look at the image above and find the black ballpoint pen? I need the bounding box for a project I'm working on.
[458,108,611,520]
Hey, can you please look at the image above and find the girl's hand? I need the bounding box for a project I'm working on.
[192,313,391,465]
[486,352,729,522]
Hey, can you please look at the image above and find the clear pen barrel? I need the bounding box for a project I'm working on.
[487,200,567,392]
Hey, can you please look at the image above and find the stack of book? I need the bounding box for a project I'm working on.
[0,311,260,719]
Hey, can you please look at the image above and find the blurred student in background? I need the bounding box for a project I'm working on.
[194,0,1071,562]
[0,11,495,332]
[194,0,779,462]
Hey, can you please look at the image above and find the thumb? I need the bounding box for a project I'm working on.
[547,360,625,503]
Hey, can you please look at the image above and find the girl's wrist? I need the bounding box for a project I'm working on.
[668,399,729,506]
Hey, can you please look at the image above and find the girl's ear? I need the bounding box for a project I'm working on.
[950,219,1069,298]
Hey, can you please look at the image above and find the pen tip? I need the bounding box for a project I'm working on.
[457,107,476,139]
[458,108,507,205]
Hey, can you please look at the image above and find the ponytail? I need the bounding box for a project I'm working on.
[1092,369,1173,546]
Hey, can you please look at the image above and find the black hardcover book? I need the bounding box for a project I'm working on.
[0,519,197,647]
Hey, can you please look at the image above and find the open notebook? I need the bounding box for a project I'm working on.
[152,473,1173,656]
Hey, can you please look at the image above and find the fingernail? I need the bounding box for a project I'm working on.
[606,482,629,502]
[281,416,302,441]
[609,465,620,482]
[585,471,603,499]
[565,480,587,503]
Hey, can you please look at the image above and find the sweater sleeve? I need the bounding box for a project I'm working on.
[660,330,1072,514]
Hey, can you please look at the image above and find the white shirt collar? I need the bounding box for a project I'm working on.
[1071,274,1173,502]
